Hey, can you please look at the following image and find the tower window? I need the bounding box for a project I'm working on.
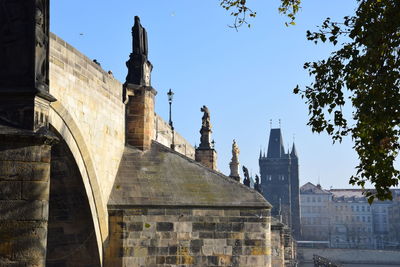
[267,175,272,181]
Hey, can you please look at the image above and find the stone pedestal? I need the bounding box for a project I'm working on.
[125,84,157,150]
[0,125,56,267]
[199,127,211,149]
[229,161,240,182]
[195,148,217,170]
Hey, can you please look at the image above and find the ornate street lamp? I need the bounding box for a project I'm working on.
[167,88,174,128]
[167,89,175,150]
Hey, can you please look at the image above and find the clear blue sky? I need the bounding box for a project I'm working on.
[50,0,362,189]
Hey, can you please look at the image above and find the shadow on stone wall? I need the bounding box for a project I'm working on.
[46,128,100,267]
[0,127,52,266]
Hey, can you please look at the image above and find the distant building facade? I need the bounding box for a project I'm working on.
[259,128,301,239]
[300,183,331,242]
[300,182,400,249]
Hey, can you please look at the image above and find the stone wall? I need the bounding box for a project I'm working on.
[270,221,285,267]
[46,134,100,266]
[153,114,195,159]
[0,128,54,267]
[49,33,125,203]
[106,207,271,267]
[49,33,195,199]
[195,149,218,170]
[125,86,156,150]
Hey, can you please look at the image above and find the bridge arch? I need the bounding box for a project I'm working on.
[48,102,105,262]
[46,33,126,265]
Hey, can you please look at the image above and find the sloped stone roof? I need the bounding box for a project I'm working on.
[108,142,270,208]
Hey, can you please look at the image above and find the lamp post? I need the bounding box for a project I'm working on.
[167,89,175,150]
[167,89,174,128]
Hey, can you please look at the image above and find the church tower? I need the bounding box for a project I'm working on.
[259,128,301,238]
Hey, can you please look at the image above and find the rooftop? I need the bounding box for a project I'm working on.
[108,142,271,208]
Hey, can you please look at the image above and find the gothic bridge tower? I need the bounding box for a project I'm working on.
[259,128,301,239]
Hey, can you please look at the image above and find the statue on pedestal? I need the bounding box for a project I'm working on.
[242,166,250,187]
[229,139,240,181]
[199,105,212,149]
[124,16,153,100]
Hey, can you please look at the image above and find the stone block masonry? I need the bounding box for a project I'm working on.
[195,149,218,170]
[0,127,56,267]
[106,207,272,267]
[125,86,156,151]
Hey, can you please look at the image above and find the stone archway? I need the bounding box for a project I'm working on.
[46,129,100,267]
[0,1,107,266]
[48,103,108,265]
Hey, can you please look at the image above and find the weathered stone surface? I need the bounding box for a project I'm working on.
[22,181,49,200]
[0,200,46,221]
[0,130,53,267]
[0,181,21,199]
[49,32,125,207]
[106,207,272,267]
[109,142,269,208]
[195,148,218,170]
[125,86,156,151]
[45,137,100,266]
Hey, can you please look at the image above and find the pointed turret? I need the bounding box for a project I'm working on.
[259,149,262,159]
[291,142,298,158]
[267,128,285,158]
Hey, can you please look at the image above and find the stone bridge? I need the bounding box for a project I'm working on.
[47,32,196,262]
[0,2,276,267]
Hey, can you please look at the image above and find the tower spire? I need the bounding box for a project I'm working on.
[290,142,298,158]
[267,128,285,158]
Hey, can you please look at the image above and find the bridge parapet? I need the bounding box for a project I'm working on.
[154,114,195,159]
[49,33,125,203]
[49,33,195,205]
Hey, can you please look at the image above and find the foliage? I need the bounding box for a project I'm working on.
[220,0,301,29]
[293,0,400,202]
[222,0,400,202]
